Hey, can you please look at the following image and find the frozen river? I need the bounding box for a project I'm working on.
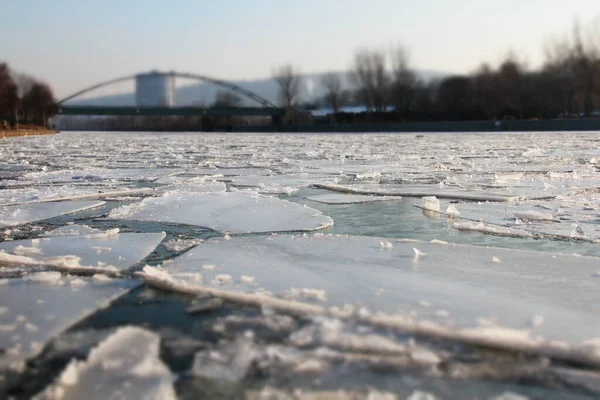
[1,131,600,399]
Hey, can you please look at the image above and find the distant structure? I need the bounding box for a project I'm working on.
[135,71,175,108]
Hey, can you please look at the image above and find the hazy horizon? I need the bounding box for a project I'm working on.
[1,0,599,99]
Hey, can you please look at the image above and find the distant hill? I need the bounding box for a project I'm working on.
[65,70,448,107]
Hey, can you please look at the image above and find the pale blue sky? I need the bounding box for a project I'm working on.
[1,0,598,98]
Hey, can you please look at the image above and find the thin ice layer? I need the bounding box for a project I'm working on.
[0,186,152,206]
[155,179,227,195]
[108,191,334,234]
[0,276,138,372]
[314,183,519,202]
[22,168,179,183]
[0,231,166,273]
[306,194,402,205]
[35,326,175,400]
[0,201,106,228]
[163,235,600,346]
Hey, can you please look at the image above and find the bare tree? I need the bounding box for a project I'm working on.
[352,49,390,113]
[0,63,19,123]
[497,53,526,118]
[471,63,499,120]
[273,65,301,109]
[15,73,36,99]
[390,45,417,117]
[213,90,243,107]
[321,72,343,114]
[543,37,578,116]
[572,21,599,117]
[22,82,57,127]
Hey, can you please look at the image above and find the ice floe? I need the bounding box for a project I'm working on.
[0,230,165,273]
[0,276,138,373]
[0,201,106,228]
[147,234,600,348]
[108,191,334,234]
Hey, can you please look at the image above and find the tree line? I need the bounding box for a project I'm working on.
[0,63,57,128]
[272,22,600,122]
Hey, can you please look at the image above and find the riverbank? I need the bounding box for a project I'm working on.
[61,117,600,133]
[0,129,59,138]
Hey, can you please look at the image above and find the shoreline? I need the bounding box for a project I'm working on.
[0,129,59,138]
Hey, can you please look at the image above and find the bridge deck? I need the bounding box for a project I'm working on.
[59,106,285,117]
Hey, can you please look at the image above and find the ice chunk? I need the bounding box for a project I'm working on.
[571,224,586,239]
[108,191,334,234]
[84,228,120,239]
[306,194,402,205]
[163,238,204,252]
[0,201,105,228]
[35,326,175,399]
[380,239,393,249]
[0,277,138,373]
[41,224,102,237]
[12,245,42,257]
[491,392,530,400]
[192,336,256,382]
[421,196,440,212]
[413,248,427,261]
[186,298,223,315]
[407,391,438,400]
[446,204,460,217]
[513,210,555,221]
[0,232,165,273]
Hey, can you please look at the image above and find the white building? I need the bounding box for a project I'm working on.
[135,71,175,108]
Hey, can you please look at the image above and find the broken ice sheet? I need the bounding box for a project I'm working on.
[162,235,600,346]
[0,201,106,228]
[314,183,519,202]
[0,231,165,371]
[0,186,153,206]
[22,167,180,183]
[0,230,166,273]
[108,191,334,234]
[306,194,402,205]
[228,173,337,190]
[35,326,175,400]
[433,200,600,242]
[155,179,227,195]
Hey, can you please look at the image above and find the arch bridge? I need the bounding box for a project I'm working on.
[57,71,284,117]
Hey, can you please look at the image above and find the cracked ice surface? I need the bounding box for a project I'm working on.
[108,191,334,234]
[0,201,106,228]
[0,231,165,371]
[162,234,600,346]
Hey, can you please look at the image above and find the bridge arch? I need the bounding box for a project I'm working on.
[57,71,278,108]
